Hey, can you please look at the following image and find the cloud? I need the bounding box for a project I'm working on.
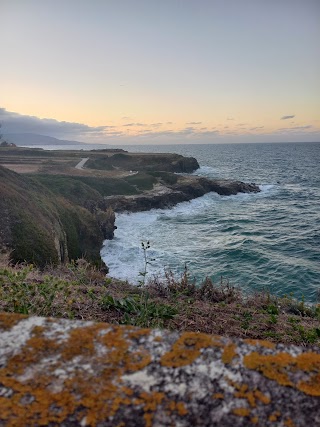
[0,107,110,138]
[138,126,220,139]
[291,125,312,130]
[123,122,146,127]
[227,117,235,121]
[250,126,264,130]
[276,125,313,133]
[150,123,163,127]
[186,121,202,125]
[281,115,295,120]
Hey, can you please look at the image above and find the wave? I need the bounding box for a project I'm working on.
[192,166,217,177]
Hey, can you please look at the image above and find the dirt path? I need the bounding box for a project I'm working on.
[75,157,89,169]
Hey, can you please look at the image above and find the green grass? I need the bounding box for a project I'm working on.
[1,166,108,267]
[0,258,319,345]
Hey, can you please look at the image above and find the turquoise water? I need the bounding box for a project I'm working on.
[101,142,320,302]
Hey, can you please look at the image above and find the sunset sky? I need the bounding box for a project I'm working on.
[1,0,319,144]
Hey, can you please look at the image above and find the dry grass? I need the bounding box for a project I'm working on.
[0,256,319,346]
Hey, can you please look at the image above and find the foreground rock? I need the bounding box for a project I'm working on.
[105,175,260,212]
[0,313,319,426]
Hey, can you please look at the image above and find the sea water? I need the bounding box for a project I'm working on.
[101,142,320,302]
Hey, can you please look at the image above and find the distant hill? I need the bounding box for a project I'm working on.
[3,133,87,147]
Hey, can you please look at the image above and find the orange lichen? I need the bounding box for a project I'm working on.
[253,389,270,405]
[244,352,293,387]
[168,401,188,416]
[0,312,25,330]
[244,351,320,396]
[297,373,320,396]
[160,331,214,368]
[61,324,104,360]
[269,411,281,422]
[250,416,259,424]
[212,393,224,399]
[284,418,296,427]
[232,407,251,417]
[221,343,237,364]
[244,339,275,349]
[231,382,270,408]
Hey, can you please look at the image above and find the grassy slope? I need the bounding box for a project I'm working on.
[0,256,319,346]
[0,166,105,267]
[32,172,157,202]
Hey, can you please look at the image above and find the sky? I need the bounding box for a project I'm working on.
[1,0,319,144]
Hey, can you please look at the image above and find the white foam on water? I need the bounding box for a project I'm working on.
[101,183,279,283]
[259,184,275,192]
[192,166,217,177]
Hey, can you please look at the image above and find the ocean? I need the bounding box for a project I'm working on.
[99,142,320,302]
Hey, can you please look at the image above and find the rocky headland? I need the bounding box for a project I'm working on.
[0,146,259,267]
[105,175,260,213]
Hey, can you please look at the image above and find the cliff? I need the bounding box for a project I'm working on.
[0,166,114,267]
[0,312,319,426]
[86,152,200,173]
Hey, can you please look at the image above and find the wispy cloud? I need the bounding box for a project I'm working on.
[281,115,295,120]
[138,126,220,139]
[123,123,146,127]
[250,126,264,130]
[186,121,202,125]
[277,125,313,132]
[291,125,312,130]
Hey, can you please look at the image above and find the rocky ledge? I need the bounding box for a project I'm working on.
[0,312,319,426]
[105,175,260,213]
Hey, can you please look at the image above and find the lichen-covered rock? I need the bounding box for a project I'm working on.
[0,313,319,426]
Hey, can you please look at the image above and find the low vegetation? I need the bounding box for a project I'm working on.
[1,255,319,346]
[0,165,112,267]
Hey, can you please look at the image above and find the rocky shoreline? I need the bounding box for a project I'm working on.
[103,174,260,214]
[0,147,260,267]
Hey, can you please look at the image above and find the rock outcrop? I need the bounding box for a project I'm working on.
[86,153,200,173]
[105,175,260,212]
[1,312,319,426]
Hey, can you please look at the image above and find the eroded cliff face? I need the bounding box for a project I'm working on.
[0,313,319,426]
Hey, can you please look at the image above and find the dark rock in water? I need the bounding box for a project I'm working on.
[105,175,260,213]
